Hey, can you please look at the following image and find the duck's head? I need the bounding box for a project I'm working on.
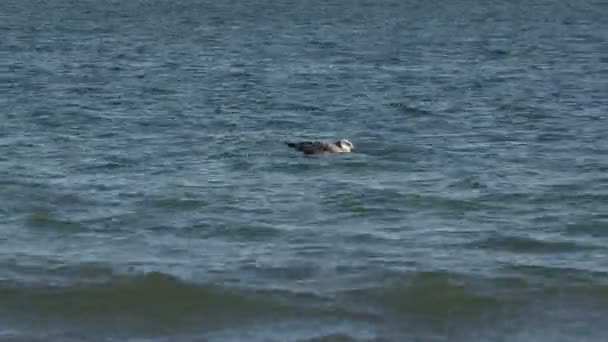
[336,139,354,152]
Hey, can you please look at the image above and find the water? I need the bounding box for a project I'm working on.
[1,0,607,340]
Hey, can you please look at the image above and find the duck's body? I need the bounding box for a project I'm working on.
[285,139,354,155]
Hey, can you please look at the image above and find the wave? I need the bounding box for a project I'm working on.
[0,272,286,322]
[147,197,210,210]
[500,264,608,287]
[565,220,608,237]
[341,270,608,328]
[26,210,88,232]
[1,270,504,322]
[4,269,608,330]
[388,102,433,116]
[317,188,491,220]
[297,333,359,342]
[473,234,597,253]
[340,271,509,319]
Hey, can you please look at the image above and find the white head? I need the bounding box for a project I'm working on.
[336,139,354,152]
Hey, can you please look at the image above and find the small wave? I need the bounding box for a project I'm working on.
[339,269,608,324]
[26,211,87,232]
[201,223,284,241]
[500,264,608,305]
[270,101,324,113]
[501,264,608,287]
[318,187,490,220]
[0,272,284,322]
[149,198,209,210]
[400,193,491,212]
[76,157,134,171]
[297,333,357,342]
[388,102,433,116]
[565,220,608,237]
[473,234,595,253]
[4,269,608,339]
[141,86,179,96]
[340,271,508,319]
[0,271,384,337]
[487,48,510,58]
[1,259,114,288]
[319,189,408,220]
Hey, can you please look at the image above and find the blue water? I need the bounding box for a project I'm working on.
[1,0,608,340]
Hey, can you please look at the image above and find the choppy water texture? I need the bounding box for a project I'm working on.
[1,0,608,340]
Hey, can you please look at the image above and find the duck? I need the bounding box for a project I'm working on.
[285,139,354,155]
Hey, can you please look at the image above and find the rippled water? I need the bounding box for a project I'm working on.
[1,0,607,340]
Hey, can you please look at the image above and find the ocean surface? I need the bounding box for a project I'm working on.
[1,0,607,340]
